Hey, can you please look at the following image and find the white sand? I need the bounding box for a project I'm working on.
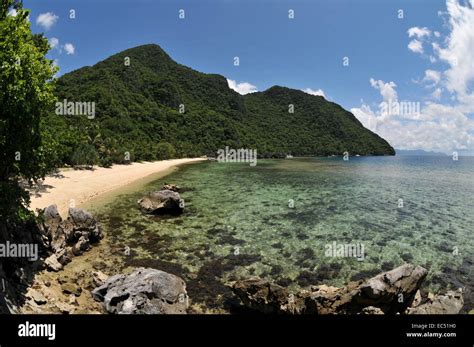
[29,158,205,216]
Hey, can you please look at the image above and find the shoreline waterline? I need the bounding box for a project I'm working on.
[28,158,206,217]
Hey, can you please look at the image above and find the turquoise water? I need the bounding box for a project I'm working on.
[93,157,474,312]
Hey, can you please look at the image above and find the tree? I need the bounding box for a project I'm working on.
[156,142,176,160]
[0,0,57,223]
[70,144,99,169]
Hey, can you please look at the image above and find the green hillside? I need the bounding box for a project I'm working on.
[42,44,394,167]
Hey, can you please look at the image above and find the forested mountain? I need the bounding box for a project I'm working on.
[42,44,394,167]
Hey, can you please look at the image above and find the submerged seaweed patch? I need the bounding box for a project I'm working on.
[186,253,262,309]
[349,268,381,282]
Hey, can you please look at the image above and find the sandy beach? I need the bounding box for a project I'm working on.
[29,158,205,217]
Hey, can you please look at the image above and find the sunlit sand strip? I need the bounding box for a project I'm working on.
[29,158,206,217]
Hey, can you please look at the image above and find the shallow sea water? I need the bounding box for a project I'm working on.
[90,156,474,311]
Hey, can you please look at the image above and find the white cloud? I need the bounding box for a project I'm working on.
[302,88,326,98]
[408,26,431,39]
[407,27,434,56]
[49,37,59,49]
[353,0,474,154]
[63,43,75,55]
[431,88,442,99]
[423,69,441,86]
[434,0,474,109]
[408,39,424,54]
[369,78,398,102]
[351,100,474,152]
[36,12,58,30]
[227,79,257,95]
[351,104,380,132]
[8,9,17,16]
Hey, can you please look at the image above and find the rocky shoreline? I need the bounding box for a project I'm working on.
[0,188,468,314]
[230,264,464,314]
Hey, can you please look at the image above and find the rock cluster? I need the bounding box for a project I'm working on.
[231,264,464,314]
[92,267,189,314]
[39,205,103,271]
[407,288,464,314]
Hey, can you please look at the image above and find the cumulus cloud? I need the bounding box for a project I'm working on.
[408,39,424,54]
[408,26,431,39]
[8,9,17,16]
[227,79,257,95]
[435,0,474,109]
[423,69,441,86]
[36,12,58,30]
[352,101,474,152]
[302,88,326,98]
[369,78,398,102]
[407,27,433,55]
[353,0,474,153]
[63,43,75,55]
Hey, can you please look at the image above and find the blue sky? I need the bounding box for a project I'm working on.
[22,0,474,154]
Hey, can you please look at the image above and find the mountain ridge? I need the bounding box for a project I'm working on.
[43,43,395,166]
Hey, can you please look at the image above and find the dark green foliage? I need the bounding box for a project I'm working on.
[156,142,176,160]
[43,44,394,168]
[0,0,57,222]
[70,144,99,169]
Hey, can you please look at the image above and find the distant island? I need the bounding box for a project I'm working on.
[396,149,447,156]
[42,44,395,169]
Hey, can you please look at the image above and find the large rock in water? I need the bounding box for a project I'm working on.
[137,190,184,215]
[92,268,189,314]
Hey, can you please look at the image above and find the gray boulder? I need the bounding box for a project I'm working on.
[137,190,184,215]
[68,208,102,242]
[343,263,428,313]
[406,289,464,314]
[92,268,189,314]
[231,277,306,314]
[43,204,62,223]
[40,206,103,271]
